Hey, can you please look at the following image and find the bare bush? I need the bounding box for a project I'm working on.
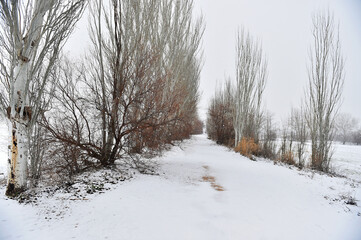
[258,112,277,159]
[191,118,204,135]
[206,80,234,146]
[276,120,296,166]
[352,130,361,145]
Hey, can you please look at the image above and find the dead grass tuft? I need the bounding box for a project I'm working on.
[202,175,224,191]
[235,137,259,159]
[202,175,215,182]
[211,183,224,191]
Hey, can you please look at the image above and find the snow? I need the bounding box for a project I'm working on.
[332,143,361,182]
[0,132,360,240]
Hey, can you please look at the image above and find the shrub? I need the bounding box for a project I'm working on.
[277,150,296,166]
[257,140,277,159]
[235,137,259,159]
[191,118,204,135]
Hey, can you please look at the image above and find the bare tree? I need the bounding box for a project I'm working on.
[352,129,361,145]
[335,113,359,144]
[0,0,85,196]
[258,112,277,159]
[290,108,308,168]
[305,10,345,172]
[42,0,204,173]
[233,28,267,147]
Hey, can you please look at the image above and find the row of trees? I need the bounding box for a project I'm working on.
[207,10,345,173]
[0,0,204,196]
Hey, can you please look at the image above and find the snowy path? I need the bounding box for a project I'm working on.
[0,134,360,240]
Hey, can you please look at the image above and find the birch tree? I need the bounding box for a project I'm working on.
[233,28,267,147]
[0,0,85,196]
[306,10,344,172]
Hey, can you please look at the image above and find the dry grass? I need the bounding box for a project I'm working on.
[202,175,215,182]
[210,183,224,191]
[234,137,259,159]
[202,175,224,191]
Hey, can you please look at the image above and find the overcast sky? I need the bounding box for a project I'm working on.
[66,0,361,122]
[192,0,361,121]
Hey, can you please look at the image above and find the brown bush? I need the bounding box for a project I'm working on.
[206,80,234,146]
[235,137,259,159]
[277,150,296,166]
[191,118,204,135]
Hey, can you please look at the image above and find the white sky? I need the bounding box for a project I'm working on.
[192,0,361,121]
[66,0,361,122]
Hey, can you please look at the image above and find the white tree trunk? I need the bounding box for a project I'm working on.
[7,121,29,193]
[6,63,30,196]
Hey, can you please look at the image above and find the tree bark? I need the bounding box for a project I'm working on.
[6,63,31,196]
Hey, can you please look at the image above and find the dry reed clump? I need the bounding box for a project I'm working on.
[277,150,296,166]
[234,137,259,159]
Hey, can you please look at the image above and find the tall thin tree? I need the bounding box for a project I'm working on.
[233,28,267,147]
[306,10,345,172]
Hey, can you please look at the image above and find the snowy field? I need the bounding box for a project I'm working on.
[0,129,360,240]
[274,139,361,183]
[332,143,361,182]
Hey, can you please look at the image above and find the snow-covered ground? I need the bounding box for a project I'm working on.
[294,141,361,182]
[332,143,361,182]
[0,132,360,240]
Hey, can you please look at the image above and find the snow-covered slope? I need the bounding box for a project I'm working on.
[0,134,360,240]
